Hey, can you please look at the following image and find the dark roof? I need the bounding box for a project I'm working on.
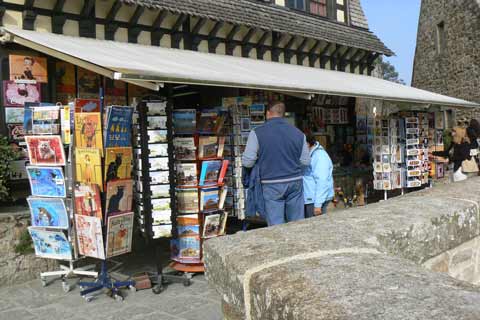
[121,0,394,56]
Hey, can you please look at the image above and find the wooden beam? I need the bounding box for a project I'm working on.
[24,0,34,9]
[51,0,66,34]
[79,0,95,38]
[329,45,343,70]
[171,14,188,48]
[271,32,283,62]
[360,52,375,74]
[128,6,145,43]
[191,18,206,51]
[22,10,36,30]
[296,38,309,65]
[151,10,168,46]
[308,41,322,67]
[226,25,240,55]
[104,0,121,40]
[241,28,256,57]
[319,43,333,68]
[0,6,5,27]
[81,0,94,17]
[208,21,224,53]
[338,47,353,71]
[256,31,269,60]
[348,49,364,73]
[284,35,296,63]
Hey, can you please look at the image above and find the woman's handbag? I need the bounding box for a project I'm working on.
[462,157,479,173]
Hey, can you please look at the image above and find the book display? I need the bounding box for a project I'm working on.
[171,105,230,272]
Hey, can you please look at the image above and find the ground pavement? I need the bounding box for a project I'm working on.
[0,273,221,320]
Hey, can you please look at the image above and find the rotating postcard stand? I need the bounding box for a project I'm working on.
[71,101,135,302]
[24,104,97,293]
[134,97,194,293]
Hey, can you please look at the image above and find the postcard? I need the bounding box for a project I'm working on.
[200,187,219,212]
[151,184,170,199]
[145,157,169,171]
[32,106,60,135]
[74,112,103,150]
[149,144,168,157]
[176,188,199,213]
[240,118,251,132]
[77,67,100,98]
[250,104,265,114]
[75,148,103,189]
[75,215,105,260]
[146,101,167,115]
[5,107,24,123]
[148,116,167,129]
[28,227,72,260]
[177,214,200,237]
[203,213,221,238]
[147,130,168,143]
[150,171,170,184]
[106,179,133,215]
[173,109,196,134]
[178,237,200,260]
[74,183,102,219]
[176,163,198,186]
[28,197,68,229]
[199,160,222,186]
[106,212,134,258]
[9,55,48,82]
[152,198,171,211]
[27,166,66,198]
[104,147,133,183]
[152,210,171,225]
[25,135,66,166]
[74,98,101,113]
[104,106,134,148]
[152,225,172,239]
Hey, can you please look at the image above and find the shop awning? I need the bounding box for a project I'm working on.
[2,26,478,108]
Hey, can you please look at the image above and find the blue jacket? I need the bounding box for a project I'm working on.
[242,165,265,218]
[303,142,334,207]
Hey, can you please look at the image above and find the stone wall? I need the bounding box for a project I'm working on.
[204,178,480,320]
[412,0,480,124]
[0,208,57,287]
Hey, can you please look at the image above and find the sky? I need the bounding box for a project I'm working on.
[361,0,422,85]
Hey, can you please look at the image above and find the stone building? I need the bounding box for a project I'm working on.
[412,0,480,124]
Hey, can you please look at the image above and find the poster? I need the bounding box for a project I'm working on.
[3,81,41,107]
[105,179,133,214]
[75,215,105,260]
[74,98,101,113]
[55,61,76,104]
[104,106,134,148]
[106,212,134,258]
[28,227,72,260]
[77,67,99,99]
[105,79,127,106]
[27,166,66,198]
[25,135,66,166]
[75,148,103,189]
[28,197,68,229]
[9,55,48,82]
[74,183,102,219]
[104,147,133,183]
[7,124,25,142]
[74,112,103,150]
[5,107,24,123]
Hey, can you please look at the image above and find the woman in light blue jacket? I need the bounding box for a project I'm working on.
[303,135,334,218]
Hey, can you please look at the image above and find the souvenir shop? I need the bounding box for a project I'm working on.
[0,27,476,299]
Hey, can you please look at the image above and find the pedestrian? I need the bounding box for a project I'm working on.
[242,101,310,226]
[303,135,334,218]
[432,127,478,182]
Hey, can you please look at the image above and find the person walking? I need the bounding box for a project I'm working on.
[242,101,310,226]
[303,135,334,218]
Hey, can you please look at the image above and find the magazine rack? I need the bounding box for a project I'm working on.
[134,96,192,293]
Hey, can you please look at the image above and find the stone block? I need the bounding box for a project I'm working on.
[205,177,480,319]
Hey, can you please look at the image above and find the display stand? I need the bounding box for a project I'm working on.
[134,96,191,293]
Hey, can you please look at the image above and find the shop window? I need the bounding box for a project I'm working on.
[286,0,306,11]
[310,0,327,16]
[436,21,446,55]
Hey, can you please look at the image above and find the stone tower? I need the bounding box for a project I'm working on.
[412,0,480,124]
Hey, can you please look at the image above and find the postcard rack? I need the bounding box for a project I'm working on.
[134,97,193,292]
[23,104,98,293]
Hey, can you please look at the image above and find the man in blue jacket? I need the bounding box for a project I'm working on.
[303,135,334,217]
[242,101,310,226]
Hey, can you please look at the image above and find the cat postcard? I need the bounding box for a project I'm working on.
[105,179,133,216]
[104,147,133,183]
[25,135,66,166]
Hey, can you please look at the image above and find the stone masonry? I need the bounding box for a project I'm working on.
[204,178,480,320]
[412,0,480,124]
[0,208,57,287]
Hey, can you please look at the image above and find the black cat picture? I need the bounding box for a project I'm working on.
[106,154,122,183]
[107,186,124,214]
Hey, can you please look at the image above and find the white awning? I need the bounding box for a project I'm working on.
[2,26,478,108]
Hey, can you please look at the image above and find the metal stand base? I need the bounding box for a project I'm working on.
[40,261,98,293]
[79,261,136,302]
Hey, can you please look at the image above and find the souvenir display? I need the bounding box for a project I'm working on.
[9,55,48,82]
[74,112,103,150]
[74,183,102,219]
[27,197,68,229]
[75,215,105,260]
[106,179,133,215]
[27,166,66,198]
[28,227,72,260]
[3,81,41,106]
[104,147,133,182]
[104,106,134,148]
[31,106,60,135]
[75,148,103,189]
[25,135,66,166]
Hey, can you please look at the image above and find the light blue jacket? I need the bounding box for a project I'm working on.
[303,142,334,207]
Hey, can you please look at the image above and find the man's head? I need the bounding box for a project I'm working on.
[266,101,285,119]
[306,134,317,148]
